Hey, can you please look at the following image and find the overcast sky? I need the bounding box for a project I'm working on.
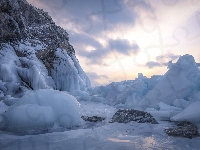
[27,0,200,86]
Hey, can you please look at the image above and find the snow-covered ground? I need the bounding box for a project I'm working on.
[0,101,200,150]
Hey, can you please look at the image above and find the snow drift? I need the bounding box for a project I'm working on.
[0,89,82,133]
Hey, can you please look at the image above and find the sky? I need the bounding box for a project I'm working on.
[27,0,200,86]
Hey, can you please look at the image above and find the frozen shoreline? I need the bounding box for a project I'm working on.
[1,101,200,150]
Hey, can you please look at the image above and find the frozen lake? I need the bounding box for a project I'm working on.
[1,101,200,150]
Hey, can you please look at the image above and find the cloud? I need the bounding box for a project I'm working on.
[108,38,139,55]
[70,32,140,66]
[145,61,162,68]
[156,53,179,64]
[27,0,151,35]
[145,53,180,68]
[79,38,140,66]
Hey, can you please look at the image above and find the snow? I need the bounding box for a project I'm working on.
[1,104,55,132]
[0,89,82,132]
[171,101,200,123]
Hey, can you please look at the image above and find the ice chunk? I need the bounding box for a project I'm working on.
[0,89,82,132]
[159,102,182,111]
[3,97,19,106]
[139,55,200,108]
[173,99,192,109]
[1,104,55,132]
[125,93,141,108]
[146,109,180,121]
[0,101,9,115]
[145,102,182,121]
[188,91,200,101]
[70,90,91,101]
[0,116,3,123]
[0,90,4,98]
[171,101,200,123]
[117,85,126,92]
[91,95,106,102]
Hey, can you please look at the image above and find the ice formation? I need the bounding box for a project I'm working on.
[0,89,82,132]
[1,104,56,132]
[171,101,200,123]
[139,55,200,108]
[145,102,182,121]
[87,54,200,124]
[70,90,91,101]
[0,0,90,99]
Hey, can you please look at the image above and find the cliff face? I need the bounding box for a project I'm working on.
[0,0,90,98]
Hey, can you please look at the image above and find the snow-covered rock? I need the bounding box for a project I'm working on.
[0,0,90,98]
[0,89,82,132]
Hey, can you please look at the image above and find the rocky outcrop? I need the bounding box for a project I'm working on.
[109,109,158,124]
[164,121,199,139]
[0,0,90,98]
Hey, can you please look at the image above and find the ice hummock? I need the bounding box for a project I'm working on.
[1,104,56,132]
[145,102,182,121]
[0,89,82,133]
[171,101,200,123]
[139,54,200,109]
[70,90,91,101]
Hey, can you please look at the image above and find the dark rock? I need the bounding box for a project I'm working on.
[164,121,199,139]
[81,116,105,122]
[109,109,158,124]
